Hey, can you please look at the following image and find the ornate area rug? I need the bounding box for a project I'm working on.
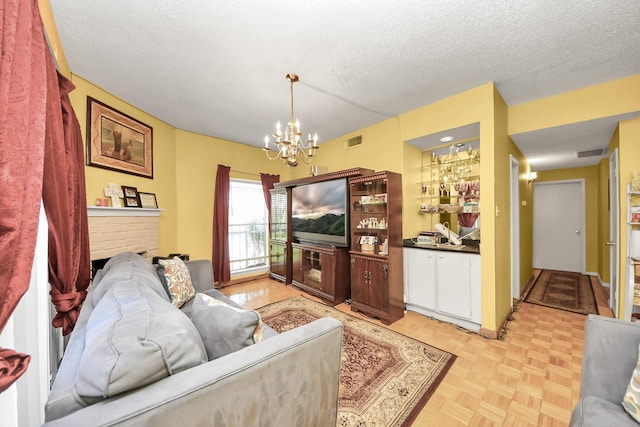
[257,296,456,427]
[524,269,598,315]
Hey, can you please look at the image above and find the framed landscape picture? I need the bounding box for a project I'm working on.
[86,96,153,178]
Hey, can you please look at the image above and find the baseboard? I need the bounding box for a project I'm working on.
[479,307,513,340]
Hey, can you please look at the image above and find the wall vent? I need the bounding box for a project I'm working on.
[577,148,607,158]
[344,135,363,149]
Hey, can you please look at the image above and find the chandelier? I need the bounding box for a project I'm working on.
[263,73,318,167]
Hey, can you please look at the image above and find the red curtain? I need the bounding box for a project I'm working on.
[0,0,90,392]
[260,173,280,221]
[44,69,91,336]
[0,0,49,392]
[212,165,231,284]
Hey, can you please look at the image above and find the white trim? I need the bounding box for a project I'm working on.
[0,202,49,427]
[87,206,163,217]
[510,155,521,302]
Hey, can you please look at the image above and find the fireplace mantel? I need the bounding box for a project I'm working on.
[87,206,164,217]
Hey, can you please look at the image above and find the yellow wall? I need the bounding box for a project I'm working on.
[303,117,404,177]
[69,75,181,256]
[174,130,286,260]
[509,75,640,135]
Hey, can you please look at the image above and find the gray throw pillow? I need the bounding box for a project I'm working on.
[191,293,264,360]
[74,280,207,402]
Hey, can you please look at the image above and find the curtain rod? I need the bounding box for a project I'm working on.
[230,169,261,177]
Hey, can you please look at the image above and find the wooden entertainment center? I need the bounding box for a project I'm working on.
[269,168,404,324]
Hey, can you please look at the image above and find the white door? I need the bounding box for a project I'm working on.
[609,149,619,316]
[533,180,585,273]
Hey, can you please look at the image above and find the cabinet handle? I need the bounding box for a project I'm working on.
[351,258,355,267]
[383,264,388,278]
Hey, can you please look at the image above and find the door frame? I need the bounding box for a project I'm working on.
[609,148,619,317]
[532,179,586,273]
[510,155,521,302]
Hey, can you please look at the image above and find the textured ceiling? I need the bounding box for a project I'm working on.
[49,0,640,170]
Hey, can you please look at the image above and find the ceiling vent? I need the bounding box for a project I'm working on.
[344,135,363,149]
[577,148,607,158]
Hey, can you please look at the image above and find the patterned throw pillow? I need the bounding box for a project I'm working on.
[623,343,640,422]
[190,293,264,360]
[158,257,195,308]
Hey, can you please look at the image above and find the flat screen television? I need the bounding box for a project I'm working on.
[291,178,349,247]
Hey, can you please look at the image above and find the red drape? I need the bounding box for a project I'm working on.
[0,0,49,391]
[260,173,280,221]
[44,69,91,336]
[0,0,91,392]
[212,165,231,284]
[458,213,479,228]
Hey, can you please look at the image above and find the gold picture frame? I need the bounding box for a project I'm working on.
[86,96,153,178]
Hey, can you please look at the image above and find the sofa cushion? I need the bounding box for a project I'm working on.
[158,257,195,308]
[623,342,640,422]
[74,280,207,403]
[571,395,639,426]
[91,252,170,305]
[191,293,264,360]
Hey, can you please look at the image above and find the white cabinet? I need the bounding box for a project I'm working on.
[404,247,436,311]
[436,251,472,319]
[404,247,481,331]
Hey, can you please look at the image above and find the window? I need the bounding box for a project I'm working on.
[228,179,269,275]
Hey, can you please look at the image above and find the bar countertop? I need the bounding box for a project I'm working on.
[403,238,480,255]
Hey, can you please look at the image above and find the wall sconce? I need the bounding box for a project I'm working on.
[526,171,538,184]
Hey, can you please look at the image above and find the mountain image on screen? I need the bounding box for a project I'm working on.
[291,213,345,236]
[291,179,346,237]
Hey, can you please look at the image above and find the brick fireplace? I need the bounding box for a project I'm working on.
[87,206,161,262]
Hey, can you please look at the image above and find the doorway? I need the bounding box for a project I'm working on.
[533,180,585,273]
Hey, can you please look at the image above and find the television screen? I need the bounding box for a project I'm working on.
[291,178,348,247]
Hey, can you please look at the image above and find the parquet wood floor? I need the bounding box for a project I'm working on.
[220,276,598,426]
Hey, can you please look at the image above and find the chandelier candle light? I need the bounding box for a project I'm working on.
[263,73,318,167]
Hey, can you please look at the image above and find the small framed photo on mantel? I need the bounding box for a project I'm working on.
[121,185,141,208]
[138,192,158,209]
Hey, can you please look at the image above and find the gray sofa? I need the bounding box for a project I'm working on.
[43,252,343,426]
[570,315,640,426]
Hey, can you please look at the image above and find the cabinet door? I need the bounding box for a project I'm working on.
[404,248,436,311]
[350,257,369,305]
[291,247,303,284]
[270,242,286,278]
[320,252,335,294]
[368,260,389,311]
[436,252,471,320]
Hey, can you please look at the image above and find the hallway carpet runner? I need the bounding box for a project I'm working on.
[258,296,456,427]
[524,269,598,315]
